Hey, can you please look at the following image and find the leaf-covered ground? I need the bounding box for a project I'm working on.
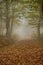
[0,38,43,65]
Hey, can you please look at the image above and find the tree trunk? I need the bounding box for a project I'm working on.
[37,1,42,39]
[0,7,2,36]
[37,19,40,39]
[6,0,11,37]
[11,5,14,34]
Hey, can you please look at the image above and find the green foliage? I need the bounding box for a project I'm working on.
[0,0,43,30]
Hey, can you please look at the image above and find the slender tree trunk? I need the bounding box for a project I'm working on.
[37,18,40,39]
[0,8,2,36]
[11,5,14,34]
[9,2,13,35]
[37,1,42,39]
[6,0,11,36]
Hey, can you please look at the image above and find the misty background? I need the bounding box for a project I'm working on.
[0,0,43,40]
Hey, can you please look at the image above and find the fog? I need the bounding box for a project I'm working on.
[12,17,37,40]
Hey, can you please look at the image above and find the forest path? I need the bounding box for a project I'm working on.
[0,38,43,65]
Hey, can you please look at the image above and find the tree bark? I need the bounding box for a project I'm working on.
[6,0,11,37]
[37,1,42,39]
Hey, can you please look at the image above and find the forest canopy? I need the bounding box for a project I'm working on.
[0,0,43,39]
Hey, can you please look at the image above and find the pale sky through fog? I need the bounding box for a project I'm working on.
[12,3,37,40]
[13,16,37,40]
